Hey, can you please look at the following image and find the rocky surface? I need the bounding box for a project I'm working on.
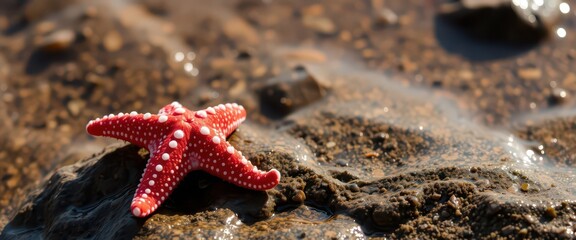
[1,0,576,239]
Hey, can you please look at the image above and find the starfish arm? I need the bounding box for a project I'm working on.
[188,127,281,191]
[196,103,246,138]
[130,122,192,217]
[86,111,174,148]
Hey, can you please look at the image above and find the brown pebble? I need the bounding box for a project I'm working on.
[67,99,85,117]
[38,29,75,52]
[223,17,260,45]
[375,8,398,26]
[326,141,336,148]
[523,214,536,224]
[518,228,528,235]
[448,195,460,209]
[302,15,336,34]
[35,21,55,34]
[546,206,557,218]
[520,183,529,192]
[102,31,123,52]
[364,151,380,158]
[281,48,327,62]
[454,209,462,216]
[518,68,542,80]
[291,190,306,203]
[347,183,360,192]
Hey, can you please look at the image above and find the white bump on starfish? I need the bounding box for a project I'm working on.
[158,115,168,123]
[143,113,151,120]
[218,104,226,110]
[227,146,234,154]
[169,140,177,148]
[156,165,163,172]
[130,111,138,116]
[200,126,210,135]
[207,107,216,114]
[132,207,141,217]
[171,101,182,108]
[145,188,151,194]
[162,153,169,160]
[174,130,184,139]
[212,136,221,144]
[109,113,115,118]
[175,107,185,114]
[196,110,207,118]
[149,180,155,186]
[119,112,125,117]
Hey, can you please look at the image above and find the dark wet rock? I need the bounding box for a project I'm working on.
[548,87,569,106]
[437,0,563,43]
[1,144,145,239]
[259,65,328,118]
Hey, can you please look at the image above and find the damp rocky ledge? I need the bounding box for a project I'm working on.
[2,65,576,239]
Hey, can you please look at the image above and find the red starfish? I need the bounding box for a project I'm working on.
[86,102,281,217]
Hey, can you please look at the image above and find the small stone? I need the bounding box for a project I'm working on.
[335,159,348,167]
[518,228,528,235]
[448,195,460,209]
[38,29,75,53]
[80,26,94,39]
[548,87,568,106]
[431,193,442,200]
[545,206,557,218]
[347,183,360,192]
[518,68,542,80]
[364,151,380,158]
[35,21,55,34]
[280,48,327,63]
[375,8,398,26]
[326,141,336,148]
[223,17,260,45]
[67,99,85,117]
[523,214,537,224]
[259,66,328,117]
[302,15,336,34]
[520,183,529,192]
[102,31,123,52]
[291,190,306,203]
